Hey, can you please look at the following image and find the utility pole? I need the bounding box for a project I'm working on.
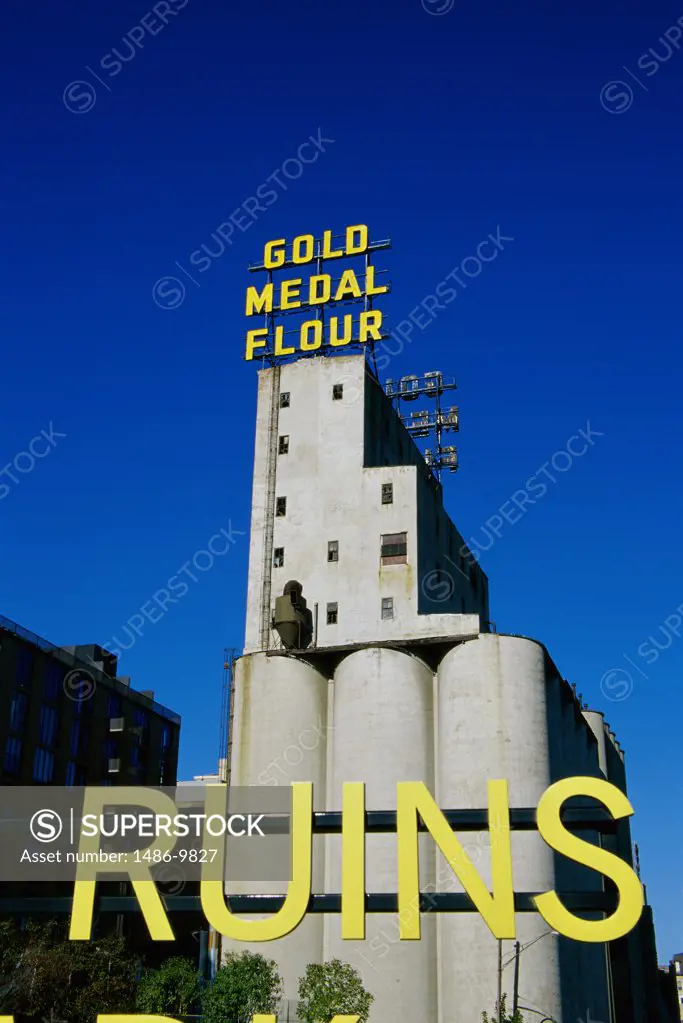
[498,938,503,1022]
[512,940,521,1016]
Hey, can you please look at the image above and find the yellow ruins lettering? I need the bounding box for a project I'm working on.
[67,778,643,945]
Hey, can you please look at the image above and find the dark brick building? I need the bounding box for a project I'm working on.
[0,614,180,786]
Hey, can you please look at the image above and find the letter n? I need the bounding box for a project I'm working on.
[396,781,515,939]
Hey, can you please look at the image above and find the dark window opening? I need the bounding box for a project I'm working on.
[276,496,287,517]
[45,662,63,702]
[328,540,339,562]
[381,597,394,620]
[326,602,338,625]
[280,392,290,408]
[381,532,408,565]
[274,547,285,567]
[381,483,393,504]
[108,694,122,718]
[333,384,343,400]
[278,435,289,455]
[16,646,33,687]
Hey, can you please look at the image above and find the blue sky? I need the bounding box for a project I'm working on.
[1,0,682,960]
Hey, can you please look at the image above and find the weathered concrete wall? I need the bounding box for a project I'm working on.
[325,647,437,1023]
[243,354,487,653]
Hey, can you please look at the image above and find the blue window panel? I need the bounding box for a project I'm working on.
[45,662,63,701]
[32,747,55,783]
[39,704,59,747]
[3,736,22,776]
[10,691,28,734]
[16,647,33,687]
[69,719,80,758]
[108,694,122,718]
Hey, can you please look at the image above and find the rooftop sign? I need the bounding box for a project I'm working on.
[244,225,391,362]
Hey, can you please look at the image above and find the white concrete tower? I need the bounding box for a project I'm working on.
[225,351,621,1023]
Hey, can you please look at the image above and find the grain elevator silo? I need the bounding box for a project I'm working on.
[222,226,648,1023]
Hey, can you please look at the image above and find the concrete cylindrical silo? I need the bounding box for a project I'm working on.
[583,710,608,779]
[223,652,329,1000]
[436,634,563,1023]
[326,646,437,1023]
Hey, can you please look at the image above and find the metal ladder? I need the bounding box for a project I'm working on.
[259,364,281,649]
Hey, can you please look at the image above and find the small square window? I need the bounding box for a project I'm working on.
[328,540,339,563]
[276,497,287,517]
[326,602,338,625]
[274,547,284,568]
[381,597,394,620]
[278,436,289,455]
[381,531,408,565]
[381,483,393,504]
[280,392,290,408]
[333,384,343,400]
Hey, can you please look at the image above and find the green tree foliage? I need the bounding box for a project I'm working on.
[136,956,201,1017]
[297,959,374,1023]
[202,950,282,1023]
[0,919,137,1023]
[482,994,525,1023]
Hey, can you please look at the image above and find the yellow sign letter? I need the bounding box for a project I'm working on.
[397,780,515,940]
[534,776,644,942]
[200,782,313,941]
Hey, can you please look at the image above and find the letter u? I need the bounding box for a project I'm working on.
[650,627,674,652]
[201,234,226,260]
[111,627,136,651]
[472,526,496,552]
[649,40,673,62]
[200,783,312,941]
[111,39,139,63]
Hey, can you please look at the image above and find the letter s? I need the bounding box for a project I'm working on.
[637,53,659,76]
[81,815,98,837]
[101,53,123,76]
[189,250,212,273]
[534,776,643,942]
[167,575,189,599]
[636,641,658,665]
[436,281,457,304]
